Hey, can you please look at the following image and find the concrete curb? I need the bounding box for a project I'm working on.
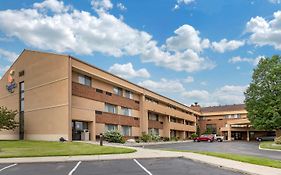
[259,145,281,152]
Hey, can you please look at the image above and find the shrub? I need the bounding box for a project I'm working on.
[275,136,281,144]
[104,130,125,144]
[170,136,178,141]
[151,135,161,142]
[191,133,198,139]
[162,137,170,142]
[140,132,151,142]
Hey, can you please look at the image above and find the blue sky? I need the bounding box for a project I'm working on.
[0,0,281,106]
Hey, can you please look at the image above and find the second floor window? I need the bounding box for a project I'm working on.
[78,74,91,86]
[121,107,132,116]
[113,87,123,96]
[105,103,118,114]
[148,112,159,121]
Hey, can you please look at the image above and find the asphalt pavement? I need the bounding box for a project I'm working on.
[0,158,244,175]
[142,141,281,160]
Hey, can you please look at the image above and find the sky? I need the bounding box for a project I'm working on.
[0,0,281,107]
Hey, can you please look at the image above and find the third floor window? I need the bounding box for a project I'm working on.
[78,74,91,86]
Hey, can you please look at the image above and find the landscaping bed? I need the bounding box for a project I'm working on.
[0,141,135,158]
[260,141,281,151]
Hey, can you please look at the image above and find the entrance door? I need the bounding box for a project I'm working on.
[72,121,88,140]
[232,132,242,140]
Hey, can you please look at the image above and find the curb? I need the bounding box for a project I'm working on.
[259,145,281,152]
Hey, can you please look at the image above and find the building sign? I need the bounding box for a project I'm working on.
[6,70,17,93]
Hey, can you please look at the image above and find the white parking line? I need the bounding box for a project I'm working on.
[68,161,81,175]
[0,163,17,172]
[133,159,153,175]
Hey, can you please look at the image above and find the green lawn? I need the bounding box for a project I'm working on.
[260,141,281,151]
[165,149,281,169]
[0,141,135,158]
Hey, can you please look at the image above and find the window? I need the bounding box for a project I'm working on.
[121,125,132,136]
[105,124,118,132]
[19,82,24,112]
[78,74,91,86]
[113,87,122,96]
[124,90,133,99]
[96,89,103,93]
[121,107,132,116]
[105,103,118,114]
[170,117,176,123]
[148,112,159,121]
[148,128,159,136]
[206,124,217,134]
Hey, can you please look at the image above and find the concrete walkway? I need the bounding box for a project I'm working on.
[0,143,280,175]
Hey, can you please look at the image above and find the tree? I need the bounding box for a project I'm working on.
[244,55,281,137]
[0,106,18,130]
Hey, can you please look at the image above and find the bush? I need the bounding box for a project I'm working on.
[191,133,198,139]
[140,132,151,142]
[104,130,125,144]
[162,137,170,142]
[151,134,161,142]
[140,132,161,142]
[170,136,178,141]
[275,136,281,144]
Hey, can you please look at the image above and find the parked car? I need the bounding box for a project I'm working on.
[213,134,224,142]
[256,136,275,142]
[194,134,214,142]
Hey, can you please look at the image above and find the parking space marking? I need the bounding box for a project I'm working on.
[68,161,81,175]
[0,163,17,172]
[133,159,153,175]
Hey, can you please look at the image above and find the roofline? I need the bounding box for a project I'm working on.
[11,49,199,114]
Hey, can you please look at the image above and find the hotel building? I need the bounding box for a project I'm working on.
[0,50,199,141]
[193,104,272,141]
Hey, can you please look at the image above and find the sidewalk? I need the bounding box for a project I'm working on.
[0,143,280,175]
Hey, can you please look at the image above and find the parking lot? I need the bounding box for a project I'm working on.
[143,141,281,160]
[0,158,244,175]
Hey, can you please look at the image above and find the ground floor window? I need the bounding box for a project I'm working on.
[121,125,132,136]
[105,124,118,132]
[206,124,217,134]
[170,130,177,138]
[148,128,159,136]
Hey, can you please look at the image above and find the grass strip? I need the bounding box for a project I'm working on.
[0,140,135,158]
[165,149,281,169]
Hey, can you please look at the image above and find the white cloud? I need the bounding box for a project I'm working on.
[229,56,263,66]
[33,0,70,13]
[212,85,247,105]
[174,0,195,9]
[0,0,215,73]
[166,24,209,53]
[0,48,18,62]
[211,39,245,53]
[183,85,247,106]
[117,3,126,11]
[183,76,194,83]
[91,0,113,11]
[108,62,150,79]
[182,90,209,100]
[200,81,207,86]
[246,11,281,50]
[0,65,10,79]
[268,0,281,4]
[138,78,185,93]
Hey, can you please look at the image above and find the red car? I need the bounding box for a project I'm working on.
[194,134,214,142]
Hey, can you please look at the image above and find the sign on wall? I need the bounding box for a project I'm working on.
[6,70,17,93]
